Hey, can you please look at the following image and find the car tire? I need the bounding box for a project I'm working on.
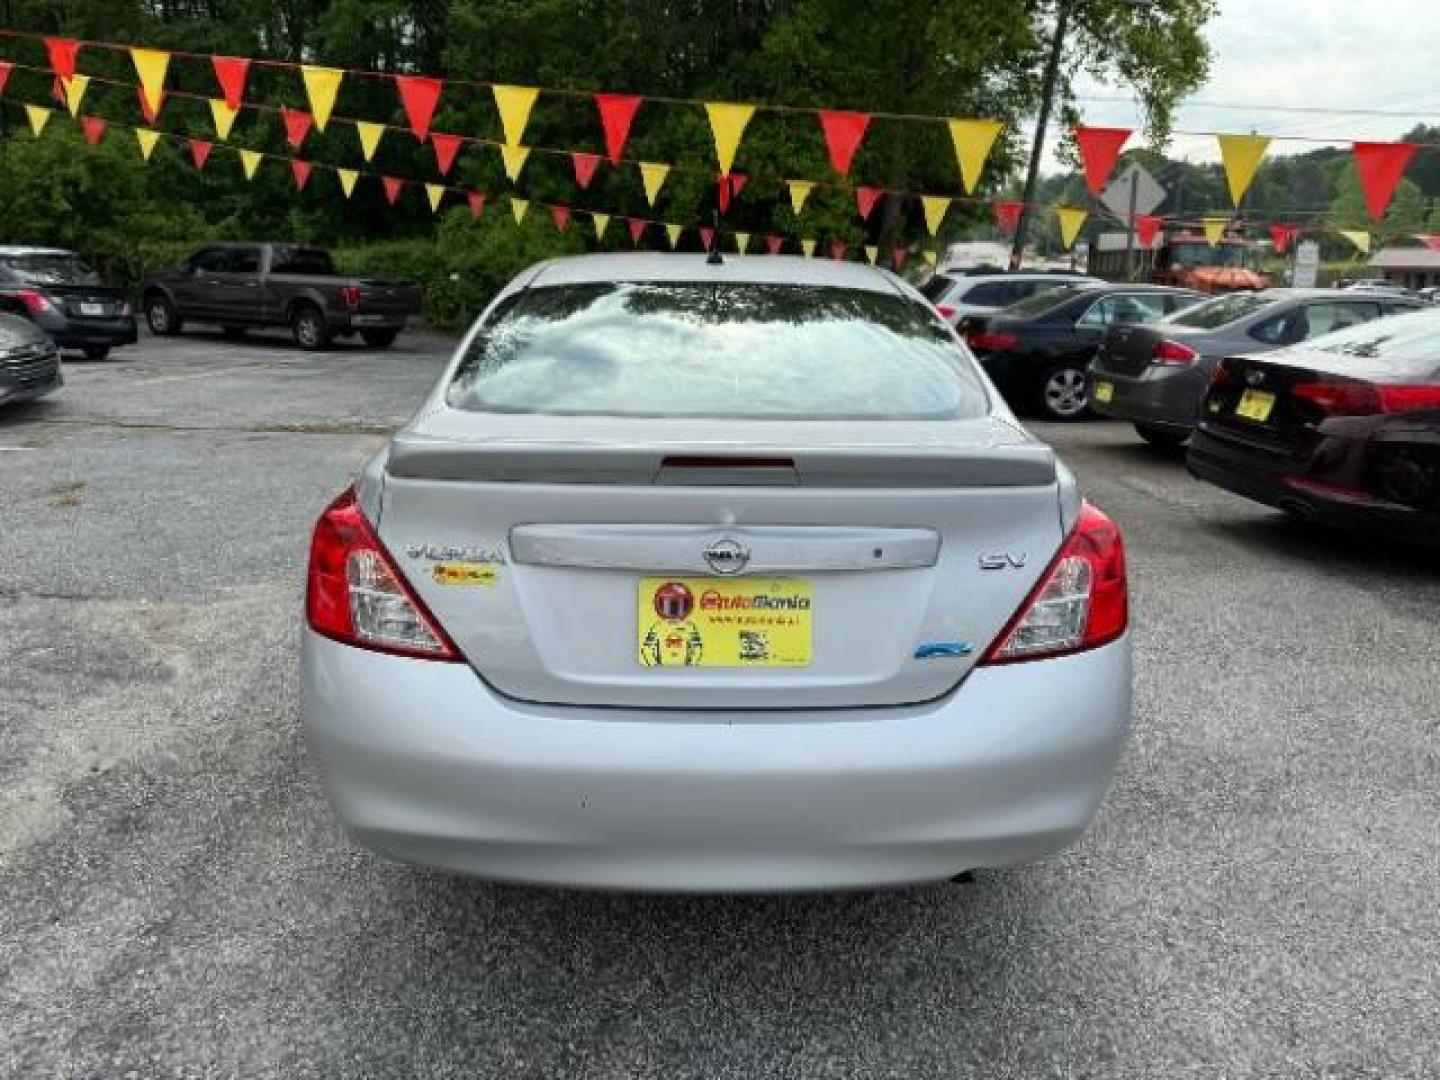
[291,304,331,351]
[360,328,399,348]
[1134,423,1190,453]
[81,345,111,361]
[145,293,182,336]
[1037,363,1091,421]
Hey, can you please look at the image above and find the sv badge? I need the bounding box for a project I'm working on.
[979,551,1029,570]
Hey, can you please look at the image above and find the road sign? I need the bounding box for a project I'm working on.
[1099,162,1167,220]
[1293,240,1320,288]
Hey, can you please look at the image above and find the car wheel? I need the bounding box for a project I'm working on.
[1038,364,1090,421]
[1134,423,1190,453]
[81,345,111,361]
[360,328,399,348]
[145,293,182,336]
[291,304,331,351]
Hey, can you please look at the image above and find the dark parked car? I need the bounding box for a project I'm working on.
[958,283,1202,420]
[1090,289,1425,450]
[0,312,62,406]
[1187,306,1440,544]
[142,243,423,350]
[0,247,137,360]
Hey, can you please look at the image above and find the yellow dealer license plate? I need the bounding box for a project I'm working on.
[637,577,812,668]
[1235,389,1275,422]
[1093,380,1114,404]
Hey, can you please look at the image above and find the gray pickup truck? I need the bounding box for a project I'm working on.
[142,243,423,350]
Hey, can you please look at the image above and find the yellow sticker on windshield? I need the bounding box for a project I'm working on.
[432,561,500,587]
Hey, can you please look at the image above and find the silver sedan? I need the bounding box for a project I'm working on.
[301,253,1131,892]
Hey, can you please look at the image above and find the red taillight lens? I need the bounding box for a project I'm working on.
[1152,339,1198,366]
[340,285,361,310]
[980,501,1127,665]
[1377,384,1440,413]
[936,304,957,320]
[16,289,53,314]
[305,488,460,661]
[967,331,1019,352]
[1291,379,1382,417]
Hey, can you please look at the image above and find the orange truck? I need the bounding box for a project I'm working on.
[1088,230,1270,292]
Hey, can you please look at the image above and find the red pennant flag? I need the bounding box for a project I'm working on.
[855,186,883,221]
[282,108,312,150]
[1416,234,1440,252]
[829,240,848,261]
[819,110,870,177]
[0,61,13,97]
[51,76,64,105]
[137,85,163,125]
[718,174,733,214]
[1074,125,1132,196]
[212,56,251,111]
[1269,224,1298,254]
[382,176,403,205]
[890,248,909,273]
[44,37,80,81]
[431,132,461,176]
[596,94,642,165]
[395,75,443,141]
[467,192,486,218]
[189,138,212,169]
[1352,142,1417,220]
[80,116,106,145]
[627,217,648,244]
[765,234,784,255]
[993,200,1024,233]
[291,159,312,191]
[571,151,601,189]
[700,226,715,251]
[1134,214,1163,248]
[551,204,572,232]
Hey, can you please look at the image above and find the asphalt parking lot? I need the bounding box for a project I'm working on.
[2,329,1438,1079]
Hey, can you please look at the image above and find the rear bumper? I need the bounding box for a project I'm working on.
[0,367,62,405]
[301,629,1132,892]
[330,312,417,331]
[1089,364,1207,431]
[34,310,139,348]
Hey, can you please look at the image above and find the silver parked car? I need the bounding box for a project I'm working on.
[302,254,1132,892]
[0,311,62,406]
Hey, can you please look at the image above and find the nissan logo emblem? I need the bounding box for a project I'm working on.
[703,536,750,575]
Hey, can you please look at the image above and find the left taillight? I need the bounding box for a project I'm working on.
[16,289,53,314]
[980,501,1127,665]
[305,487,461,661]
[339,285,362,310]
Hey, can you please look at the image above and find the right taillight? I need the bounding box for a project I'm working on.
[1292,378,1440,418]
[980,501,1127,665]
[16,289,53,314]
[1152,339,1198,366]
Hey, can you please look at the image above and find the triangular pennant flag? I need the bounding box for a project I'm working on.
[1055,206,1088,250]
[239,149,262,180]
[492,85,540,145]
[819,110,870,176]
[499,144,531,182]
[337,168,358,197]
[639,162,670,206]
[921,195,951,236]
[209,98,239,141]
[44,38,79,81]
[948,119,1004,194]
[592,212,610,239]
[855,186,883,221]
[572,151,601,189]
[595,93,642,165]
[395,75,442,140]
[704,102,754,174]
[137,85,163,125]
[890,248,909,273]
[355,121,384,161]
[735,231,751,253]
[864,245,878,265]
[628,218,648,244]
[212,56,250,111]
[510,197,529,224]
[1269,224,1297,254]
[382,176,403,205]
[1075,125,1132,196]
[1353,142,1417,220]
[467,192,486,217]
[700,226,715,251]
[291,159,312,191]
[63,74,89,117]
[1216,133,1270,207]
[765,234,784,255]
[80,116,106,146]
[993,200,1024,233]
[188,138,212,170]
[130,48,170,120]
[25,105,51,137]
[551,204,572,231]
[1134,214,1163,248]
[1338,229,1371,254]
[665,223,683,249]
[50,75,64,106]
[301,66,343,131]
[281,108,312,150]
[717,171,748,214]
[788,180,815,214]
[728,173,749,199]
[431,132,462,176]
[829,240,848,261]
[1202,216,1228,246]
[923,251,938,270]
[801,239,817,258]
[426,183,445,212]
[0,61,12,97]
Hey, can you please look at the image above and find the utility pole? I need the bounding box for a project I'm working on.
[1009,0,1072,271]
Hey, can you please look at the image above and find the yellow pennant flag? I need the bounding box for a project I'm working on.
[948,119,1004,194]
[1338,229,1371,254]
[492,85,540,145]
[665,223,683,249]
[239,149,262,180]
[801,238,817,258]
[1217,133,1270,207]
[355,121,384,161]
[130,48,170,119]
[921,195,951,236]
[63,74,89,117]
[923,251,938,270]
[788,180,815,214]
[500,143,531,182]
[639,162,670,206]
[25,105,51,137]
[134,127,161,161]
[592,212,610,240]
[735,231,751,253]
[864,245,878,265]
[426,183,445,212]
[1202,216,1228,246]
[209,98,239,140]
[704,102,755,174]
[301,66,344,131]
[510,197,529,224]
[336,168,358,197]
[1055,206,1088,249]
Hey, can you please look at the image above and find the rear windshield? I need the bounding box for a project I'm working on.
[1002,284,1088,318]
[1169,291,1272,328]
[447,282,990,420]
[917,274,955,301]
[1306,306,1440,377]
[2,254,100,285]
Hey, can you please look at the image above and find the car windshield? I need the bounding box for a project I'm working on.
[1003,284,1089,318]
[1169,244,1248,268]
[1169,291,1273,328]
[447,282,990,420]
[1305,306,1440,376]
[4,254,101,285]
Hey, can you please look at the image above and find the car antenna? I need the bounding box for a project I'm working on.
[706,210,723,265]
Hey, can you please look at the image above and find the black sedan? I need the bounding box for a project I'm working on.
[958,282,1202,420]
[0,311,62,406]
[0,247,138,360]
[1187,306,1440,543]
